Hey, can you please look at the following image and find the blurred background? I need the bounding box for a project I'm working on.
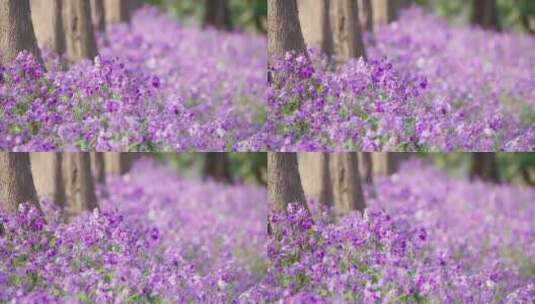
[141,0,267,33]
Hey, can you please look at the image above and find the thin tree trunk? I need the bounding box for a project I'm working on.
[359,0,373,32]
[105,153,133,175]
[267,0,308,60]
[331,0,366,62]
[330,153,365,218]
[203,0,232,31]
[372,153,403,176]
[358,152,373,184]
[91,152,106,184]
[297,0,333,56]
[203,153,232,183]
[471,0,501,31]
[373,0,402,24]
[104,0,139,24]
[0,0,43,65]
[298,153,333,207]
[62,0,98,62]
[62,153,98,219]
[91,0,106,33]
[0,153,41,214]
[30,0,66,55]
[30,153,66,206]
[470,153,499,183]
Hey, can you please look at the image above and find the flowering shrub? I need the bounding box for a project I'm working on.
[268,8,535,151]
[260,160,534,303]
[0,159,267,303]
[0,6,266,151]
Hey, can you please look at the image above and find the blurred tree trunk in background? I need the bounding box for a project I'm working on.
[0,153,41,214]
[359,0,373,32]
[30,0,66,54]
[470,153,499,183]
[30,153,66,207]
[204,0,232,31]
[91,0,106,32]
[91,153,106,185]
[105,0,140,23]
[372,153,403,176]
[331,0,366,62]
[203,153,232,183]
[298,153,333,207]
[268,0,308,61]
[471,0,501,31]
[330,153,365,218]
[268,153,309,235]
[297,0,333,56]
[358,152,373,184]
[373,0,410,24]
[105,153,134,175]
[62,153,98,219]
[62,0,98,61]
[0,0,43,65]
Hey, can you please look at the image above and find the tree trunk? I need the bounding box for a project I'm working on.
[331,0,366,62]
[330,153,365,218]
[91,152,106,184]
[30,153,66,206]
[373,0,402,24]
[267,0,308,60]
[104,0,139,24]
[372,153,403,176]
[0,153,41,214]
[471,0,501,31]
[0,0,43,65]
[62,153,98,219]
[359,0,373,32]
[62,0,98,62]
[91,0,106,33]
[30,0,65,55]
[105,153,133,175]
[203,153,232,183]
[470,153,499,183]
[358,152,373,184]
[203,0,232,31]
[298,153,333,206]
[297,0,333,56]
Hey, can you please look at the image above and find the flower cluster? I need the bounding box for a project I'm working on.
[260,160,534,303]
[0,6,266,151]
[0,159,267,303]
[268,8,535,151]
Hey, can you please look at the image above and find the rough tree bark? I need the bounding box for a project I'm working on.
[0,0,43,65]
[204,0,233,31]
[91,0,106,33]
[268,153,308,213]
[0,153,41,214]
[330,153,366,218]
[91,152,106,184]
[359,0,373,32]
[268,0,308,60]
[62,153,98,219]
[297,0,333,56]
[203,153,232,183]
[331,0,366,62]
[30,0,66,54]
[471,0,501,31]
[30,153,66,206]
[62,0,98,61]
[298,153,333,206]
[470,153,499,183]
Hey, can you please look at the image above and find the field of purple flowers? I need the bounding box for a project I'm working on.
[0,7,266,151]
[268,8,535,151]
[2,158,533,303]
[0,159,267,303]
